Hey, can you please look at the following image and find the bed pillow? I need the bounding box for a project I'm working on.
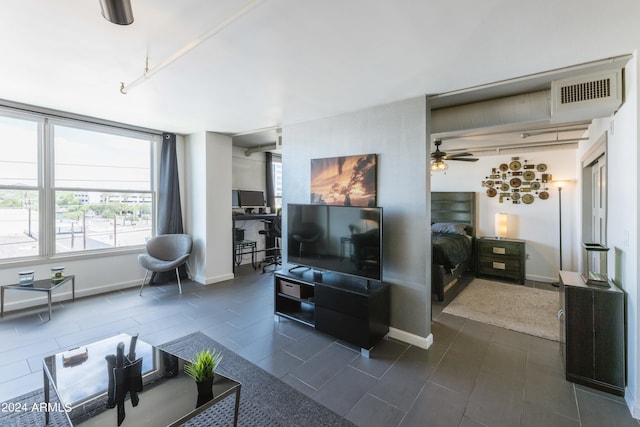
[431,222,468,235]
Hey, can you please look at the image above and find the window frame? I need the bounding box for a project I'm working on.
[0,107,159,266]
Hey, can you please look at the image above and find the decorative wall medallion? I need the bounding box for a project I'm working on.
[481,157,553,204]
[509,177,522,188]
[522,194,535,204]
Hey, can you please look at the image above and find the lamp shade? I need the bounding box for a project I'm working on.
[495,213,508,238]
[100,0,134,25]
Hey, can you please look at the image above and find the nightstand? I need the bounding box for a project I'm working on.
[476,237,525,284]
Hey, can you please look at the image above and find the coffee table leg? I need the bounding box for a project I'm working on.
[233,386,241,427]
[43,368,50,424]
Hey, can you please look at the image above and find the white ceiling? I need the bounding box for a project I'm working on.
[2,0,640,147]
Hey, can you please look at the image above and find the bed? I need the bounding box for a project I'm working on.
[431,192,476,301]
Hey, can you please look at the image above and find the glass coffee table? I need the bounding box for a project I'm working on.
[1,275,75,320]
[42,334,241,426]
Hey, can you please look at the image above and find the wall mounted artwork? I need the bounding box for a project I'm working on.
[481,157,552,204]
[310,154,377,206]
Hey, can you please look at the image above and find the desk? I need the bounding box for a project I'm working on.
[1,275,75,320]
[232,214,277,271]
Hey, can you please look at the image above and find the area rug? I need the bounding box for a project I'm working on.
[0,332,354,427]
[442,278,560,341]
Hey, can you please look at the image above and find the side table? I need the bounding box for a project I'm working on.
[1,275,75,320]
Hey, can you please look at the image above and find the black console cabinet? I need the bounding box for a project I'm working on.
[559,271,625,396]
[274,267,390,356]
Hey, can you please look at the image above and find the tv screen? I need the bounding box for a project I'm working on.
[287,203,382,282]
[238,190,264,207]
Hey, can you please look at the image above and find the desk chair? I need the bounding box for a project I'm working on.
[259,216,281,273]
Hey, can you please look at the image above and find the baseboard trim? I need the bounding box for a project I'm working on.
[202,273,234,285]
[388,327,433,349]
[526,274,557,283]
[625,387,640,419]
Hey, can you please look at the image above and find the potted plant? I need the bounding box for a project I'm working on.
[184,348,223,407]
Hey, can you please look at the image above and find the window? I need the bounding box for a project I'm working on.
[53,124,153,253]
[0,110,156,261]
[272,155,282,213]
[0,115,40,259]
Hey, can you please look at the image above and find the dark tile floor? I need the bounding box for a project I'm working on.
[0,267,637,426]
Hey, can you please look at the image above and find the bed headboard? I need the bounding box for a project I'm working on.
[431,192,477,237]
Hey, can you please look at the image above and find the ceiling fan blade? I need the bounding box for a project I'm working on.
[449,157,479,162]
[444,152,473,159]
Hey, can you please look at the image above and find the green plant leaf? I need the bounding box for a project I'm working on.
[183,348,223,382]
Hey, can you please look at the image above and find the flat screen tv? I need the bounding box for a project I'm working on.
[287,203,383,282]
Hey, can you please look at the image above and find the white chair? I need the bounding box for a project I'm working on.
[138,234,192,295]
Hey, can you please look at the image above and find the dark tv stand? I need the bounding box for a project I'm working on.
[274,266,390,357]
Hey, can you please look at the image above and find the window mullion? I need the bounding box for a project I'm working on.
[42,120,55,258]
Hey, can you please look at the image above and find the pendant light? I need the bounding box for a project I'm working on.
[100,0,134,25]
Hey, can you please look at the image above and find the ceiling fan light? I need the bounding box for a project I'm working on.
[100,0,134,25]
[430,160,448,172]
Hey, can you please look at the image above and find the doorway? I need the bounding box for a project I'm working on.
[581,132,608,272]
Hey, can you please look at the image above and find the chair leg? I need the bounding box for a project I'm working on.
[175,268,183,294]
[139,270,149,296]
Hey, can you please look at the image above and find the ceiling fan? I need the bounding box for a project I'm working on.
[430,139,478,172]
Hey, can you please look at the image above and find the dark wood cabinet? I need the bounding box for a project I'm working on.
[559,271,625,396]
[476,237,525,284]
[274,268,390,356]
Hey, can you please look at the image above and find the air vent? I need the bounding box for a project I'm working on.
[560,78,611,104]
[551,69,623,123]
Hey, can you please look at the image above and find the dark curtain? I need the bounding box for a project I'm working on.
[265,151,276,211]
[152,132,186,284]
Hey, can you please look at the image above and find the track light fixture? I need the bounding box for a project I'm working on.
[100,0,134,25]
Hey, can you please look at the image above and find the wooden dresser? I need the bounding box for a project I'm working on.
[476,237,525,284]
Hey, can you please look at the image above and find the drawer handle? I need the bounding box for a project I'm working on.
[492,247,506,255]
[558,309,564,320]
[492,262,506,270]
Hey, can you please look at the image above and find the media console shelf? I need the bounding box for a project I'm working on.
[274,267,390,357]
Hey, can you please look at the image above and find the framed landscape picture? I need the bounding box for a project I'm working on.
[310,154,377,206]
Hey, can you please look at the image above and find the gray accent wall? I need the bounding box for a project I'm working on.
[282,96,431,340]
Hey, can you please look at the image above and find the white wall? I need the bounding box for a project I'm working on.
[0,254,144,312]
[283,97,431,346]
[232,146,266,191]
[185,132,234,285]
[582,52,639,418]
[431,148,578,282]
